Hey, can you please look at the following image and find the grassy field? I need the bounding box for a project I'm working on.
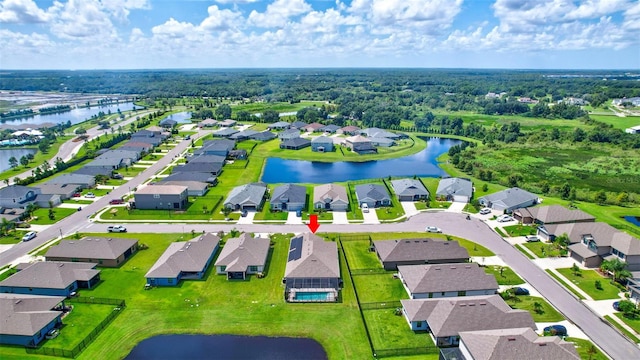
[353,274,408,303]
[483,266,524,285]
[341,240,381,270]
[43,304,116,349]
[589,114,640,130]
[556,268,621,300]
[545,270,586,300]
[230,100,328,115]
[0,232,372,360]
[503,295,564,322]
[363,309,436,351]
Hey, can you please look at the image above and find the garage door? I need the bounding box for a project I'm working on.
[452,195,468,203]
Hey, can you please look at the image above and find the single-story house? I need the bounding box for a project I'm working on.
[0,293,66,347]
[146,233,220,286]
[398,263,498,299]
[195,139,235,157]
[213,128,239,138]
[302,122,325,132]
[337,125,361,135]
[124,135,162,147]
[361,128,400,139]
[215,233,270,280]
[0,262,100,297]
[291,121,307,129]
[284,233,341,302]
[374,238,470,271]
[280,138,311,150]
[628,275,640,303]
[278,129,301,140]
[442,328,580,360]
[228,149,248,160]
[224,183,267,211]
[270,184,306,211]
[73,166,114,177]
[0,185,40,209]
[45,237,139,267]
[250,131,277,141]
[436,178,473,203]
[43,173,95,189]
[133,185,188,210]
[230,129,259,141]
[319,124,340,133]
[370,136,395,147]
[391,179,429,201]
[37,184,77,201]
[345,135,371,151]
[478,187,539,212]
[97,149,140,163]
[32,194,62,208]
[158,180,209,197]
[313,184,349,211]
[159,118,178,128]
[513,205,595,225]
[173,162,223,176]
[355,184,391,208]
[401,295,536,347]
[160,172,217,184]
[186,154,226,165]
[198,118,218,128]
[267,121,291,130]
[218,119,237,127]
[131,129,157,138]
[311,136,334,152]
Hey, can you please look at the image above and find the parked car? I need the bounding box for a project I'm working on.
[479,208,492,215]
[525,235,540,242]
[45,328,59,340]
[296,209,302,217]
[543,324,567,337]
[22,231,37,242]
[112,173,123,180]
[425,226,442,233]
[512,287,530,295]
[72,192,81,198]
[109,199,124,205]
[361,203,369,213]
[185,135,191,140]
[613,301,620,311]
[85,192,96,198]
[241,210,248,217]
[497,215,513,222]
[107,225,127,233]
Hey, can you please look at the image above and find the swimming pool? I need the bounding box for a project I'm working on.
[294,292,332,301]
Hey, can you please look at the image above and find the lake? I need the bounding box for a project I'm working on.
[1,102,139,127]
[624,216,640,227]
[125,335,327,360]
[261,137,462,184]
[0,148,38,173]
[165,111,193,123]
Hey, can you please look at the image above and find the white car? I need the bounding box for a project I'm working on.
[525,235,540,242]
[107,225,127,233]
[479,208,492,215]
[497,215,514,222]
[361,203,369,213]
[425,226,442,233]
[22,231,37,242]
[85,192,95,198]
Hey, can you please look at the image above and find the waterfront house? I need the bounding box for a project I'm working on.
[313,184,349,211]
[391,179,429,201]
[270,184,306,211]
[0,262,100,297]
[215,233,270,280]
[436,178,473,203]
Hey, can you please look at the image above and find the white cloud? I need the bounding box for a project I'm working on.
[0,0,51,23]
[215,0,257,4]
[49,0,118,40]
[200,5,243,31]
[151,17,198,38]
[100,0,149,22]
[248,0,312,28]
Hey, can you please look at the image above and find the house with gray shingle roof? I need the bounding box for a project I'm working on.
[173,162,223,176]
[44,173,95,189]
[313,184,348,211]
[218,119,237,127]
[213,128,239,137]
[478,187,539,212]
[445,328,580,360]
[278,128,301,140]
[513,205,595,225]
[346,135,377,154]
[268,121,291,130]
[195,139,235,157]
[370,137,395,147]
[398,263,498,299]
[45,237,139,267]
[198,118,218,127]
[319,124,340,133]
[355,183,391,208]
[374,238,470,270]
[280,137,310,150]
[284,233,341,302]
[224,183,267,211]
[311,136,334,152]
[36,183,77,200]
[159,118,178,128]
[145,233,220,286]
[230,129,259,141]
[186,154,226,164]
[160,180,209,197]
[291,121,307,129]
[337,125,360,135]
[160,172,217,184]
[0,262,100,297]
[250,131,277,141]
[436,177,473,203]
[361,127,400,139]
[0,293,66,347]
[215,233,270,280]
[401,295,536,347]
[0,185,41,209]
[391,179,429,201]
[270,184,307,211]
[133,184,188,210]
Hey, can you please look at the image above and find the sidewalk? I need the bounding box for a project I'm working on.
[546,268,594,300]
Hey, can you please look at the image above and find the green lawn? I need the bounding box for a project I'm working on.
[0,232,371,360]
[483,266,524,285]
[363,309,435,351]
[522,242,565,258]
[503,224,537,237]
[0,234,22,245]
[341,240,382,270]
[253,203,289,221]
[545,270,586,300]
[503,295,564,322]
[515,244,536,259]
[44,304,116,349]
[494,227,507,237]
[0,136,74,182]
[30,207,77,225]
[589,114,640,130]
[566,337,608,360]
[556,268,621,300]
[353,274,408,303]
[606,315,640,343]
[614,312,640,334]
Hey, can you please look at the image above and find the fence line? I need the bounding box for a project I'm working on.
[360,301,402,310]
[374,346,439,358]
[339,234,372,242]
[351,268,388,276]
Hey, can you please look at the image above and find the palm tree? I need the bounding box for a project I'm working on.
[600,259,632,284]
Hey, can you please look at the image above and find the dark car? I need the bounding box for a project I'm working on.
[296,209,302,217]
[112,173,124,180]
[544,324,567,337]
[513,287,530,296]
[241,210,248,217]
[613,301,621,311]
[109,199,124,205]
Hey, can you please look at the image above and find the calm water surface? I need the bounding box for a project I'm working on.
[125,335,327,360]
[165,111,193,123]
[2,102,139,126]
[261,137,462,183]
[624,216,640,227]
[0,148,38,172]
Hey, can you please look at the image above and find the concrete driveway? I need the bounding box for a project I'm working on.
[362,208,379,224]
[445,201,466,213]
[286,211,303,225]
[332,211,349,224]
[236,211,256,225]
[400,202,419,218]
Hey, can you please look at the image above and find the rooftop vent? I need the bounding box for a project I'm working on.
[507,337,516,342]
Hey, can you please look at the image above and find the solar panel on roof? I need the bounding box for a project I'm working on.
[288,237,303,262]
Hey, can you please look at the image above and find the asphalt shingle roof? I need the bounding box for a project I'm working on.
[436,177,473,198]
[225,183,267,207]
[515,205,595,224]
[0,262,99,290]
[374,238,470,263]
[145,233,220,278]
[45,237,138,261]
[355,184,391,202]
[284,233,339,279]
[214,233,270,272]
[479,187,539,210]
[398,263,498,294]
[391,179,429,197]
[0,293,65,337]
[271,184,306,204]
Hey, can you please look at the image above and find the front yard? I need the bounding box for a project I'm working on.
[556,268,621,300]
[483,265,524,285]
[503,224,537,237]
[30,207,77,225]
[522,241,566,258]
[502,295,564,322]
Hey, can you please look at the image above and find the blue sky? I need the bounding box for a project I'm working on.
[0,0,638,69]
